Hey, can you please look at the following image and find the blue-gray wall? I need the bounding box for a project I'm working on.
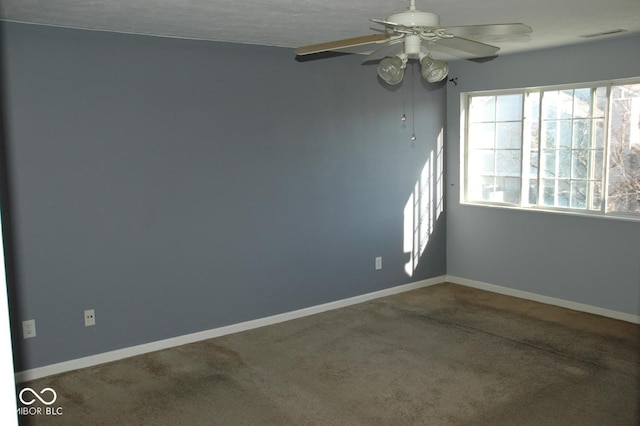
[1,22,446,370]
[446,35,640,316]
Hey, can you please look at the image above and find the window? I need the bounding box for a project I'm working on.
[463,79,640,219]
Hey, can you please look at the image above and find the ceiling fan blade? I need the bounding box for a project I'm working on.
[364,38,404,62]
[444,23,532,38]
[370,18,413,33]
[295,34,390,56]
[429,36,500,58]
[370,18,398,28]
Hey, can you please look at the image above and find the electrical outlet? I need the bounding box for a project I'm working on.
[22,319,36,339]
[84,309,96,327]
[375,256,382,270]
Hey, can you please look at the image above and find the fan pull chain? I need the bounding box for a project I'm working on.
[401,76,407,122]
[410,62,417,142]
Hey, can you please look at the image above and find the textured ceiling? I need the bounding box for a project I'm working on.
[1,0,640,58]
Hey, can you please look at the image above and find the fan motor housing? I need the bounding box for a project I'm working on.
[387,11,440,28]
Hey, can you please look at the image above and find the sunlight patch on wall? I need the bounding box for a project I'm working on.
[404,129,444,277]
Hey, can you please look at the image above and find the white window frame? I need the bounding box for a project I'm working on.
[461,77,640,222]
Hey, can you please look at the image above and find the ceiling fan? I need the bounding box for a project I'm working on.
[295,0,532,85]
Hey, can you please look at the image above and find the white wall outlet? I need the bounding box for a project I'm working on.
[22,319,36,339]
[375,256,382,270]
[84,309,96,327]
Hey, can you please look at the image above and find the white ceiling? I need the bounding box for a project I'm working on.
[1,0,639,58]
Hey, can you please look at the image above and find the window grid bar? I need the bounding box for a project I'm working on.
[603,84,613,215]
[463,95,471,203]
[536,90,543,206]
[521,92,532,206]
[586,87,599,211]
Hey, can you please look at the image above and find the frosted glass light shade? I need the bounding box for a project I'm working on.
[420,56,449,83]
[377,57,405,85]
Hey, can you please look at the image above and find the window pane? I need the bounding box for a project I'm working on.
[496,150,521,177]
[497,177,521,203]
[594,118,605,149]
[573,88,592,118]
[594,148,604,180]
[467,176,493,201]
[543,120,571,149]
[557,180,570,207]
[572,150,588,179]
[594,87,607,118]
[591,181,603,210]
[469,123,495,149]
[543,90,573,120]
[528,92,540,151]
[571,181,587,209]
[558,120,572,148]
[607,83,640,214]
[469,150,495,175]
[469,96,495,122]
[573,119,591,149]
[496,122,522,149]
[542,150,556,177]
[480,177,499,201]
[542,121,556,149]
[542,179,570,207]
[496,94,523,121]
[542,179,556,205]
[558,149,571,178]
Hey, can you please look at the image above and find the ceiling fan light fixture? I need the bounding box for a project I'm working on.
[377,56,406,85]
[420,55,449,83]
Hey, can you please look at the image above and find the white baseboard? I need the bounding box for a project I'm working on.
[445,275,640,324]
[15,276,445,383]
[17,275,638,382]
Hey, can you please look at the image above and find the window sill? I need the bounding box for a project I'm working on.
[460,200,640,223]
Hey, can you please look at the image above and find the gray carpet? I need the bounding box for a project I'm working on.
[17,283,640,425]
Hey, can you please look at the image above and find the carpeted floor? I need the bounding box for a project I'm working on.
[16,283,640,425]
